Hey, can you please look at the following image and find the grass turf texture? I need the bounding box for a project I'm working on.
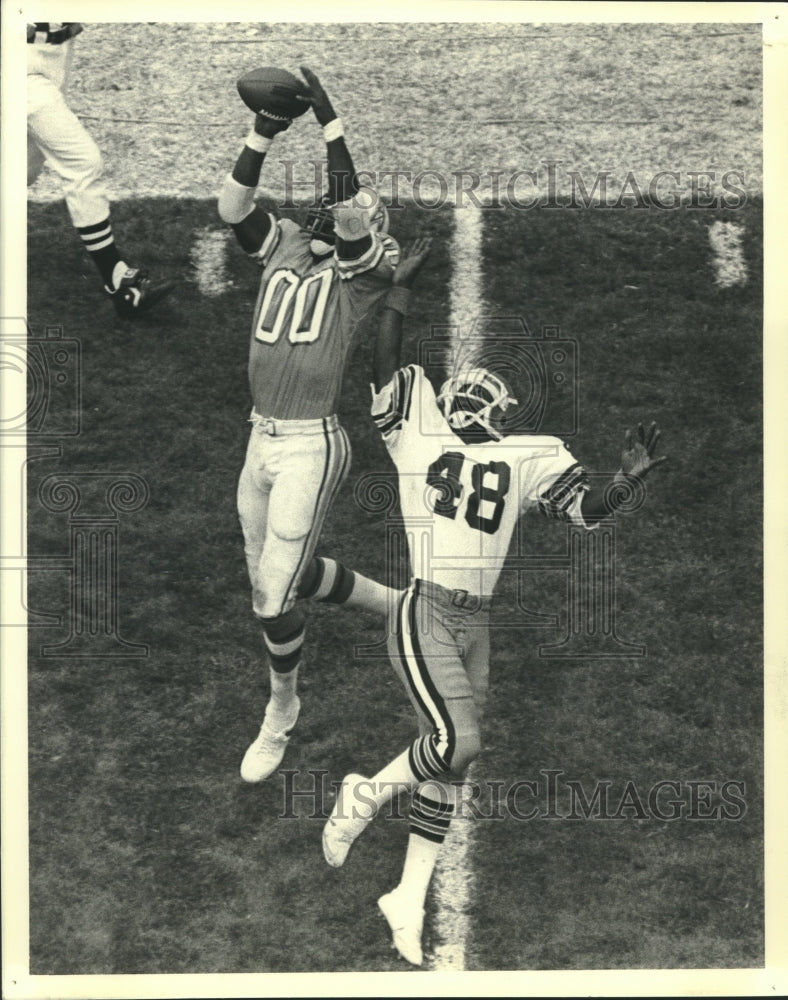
[26,196,762,973]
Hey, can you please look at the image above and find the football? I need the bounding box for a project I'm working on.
[236,66,309,121]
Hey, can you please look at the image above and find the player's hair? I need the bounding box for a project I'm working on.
[437,368,518,441]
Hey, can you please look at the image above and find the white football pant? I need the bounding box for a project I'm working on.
[237,413,351,619]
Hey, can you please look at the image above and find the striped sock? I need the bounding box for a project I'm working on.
[408,733,451,783]
[267,665,299,720]
[407,783,455,843]
[298,556,397,615]
[76,218,121,286]
[298,557,354,603]
[260,607,305,674]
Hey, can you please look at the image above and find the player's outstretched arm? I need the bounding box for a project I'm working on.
[217,114,289,254]
[580,421,667,524]
[372,238,433,391]
[298,66,356,205]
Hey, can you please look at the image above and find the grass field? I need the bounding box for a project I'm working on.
[24,192,763,976]
[6,10,776,996]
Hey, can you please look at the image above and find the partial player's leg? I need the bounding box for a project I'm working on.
[297,554,401,617]
[239,424,350,782]
[27,129,46,186]
[380,604,491,964]
[322,584,482,964]
[27,72,174,317]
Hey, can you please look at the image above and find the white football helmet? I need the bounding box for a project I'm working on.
[357,187,389,235]
[437,368,518,441]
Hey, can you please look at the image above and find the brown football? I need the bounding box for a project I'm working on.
[236,66,308,120]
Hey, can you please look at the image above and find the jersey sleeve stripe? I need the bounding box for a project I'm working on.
[249,214,280,265]
[373,410,403,436]
[400,365,417,422]
[335,235,385,279]
[537,462,590,519]
[371,365,418,441]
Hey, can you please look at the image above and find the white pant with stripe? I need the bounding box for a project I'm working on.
[237,411,351,619]
[387,579,492,778]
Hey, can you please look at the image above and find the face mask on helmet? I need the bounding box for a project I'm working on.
[303,193,335,256]
[437,368,519,441]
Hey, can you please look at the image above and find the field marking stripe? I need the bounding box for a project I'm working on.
[429,203,485,972]
[190,227,231,297]
[709,220,748,288]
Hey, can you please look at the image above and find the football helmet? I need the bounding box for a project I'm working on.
[303,193,335,257]
[359,187,389,235]
[437,368,518,441]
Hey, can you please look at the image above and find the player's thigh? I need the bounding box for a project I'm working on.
[28,131,46,186]
[28,84,101,175]
[237,447,272,561]
[387,591,480,737]
[266,429,350,543]
[463,618,491,717]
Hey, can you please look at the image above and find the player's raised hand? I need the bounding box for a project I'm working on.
[620,422,667,479]
[297,67,338,127]
[392,237,433,288]
[254,113,292,138]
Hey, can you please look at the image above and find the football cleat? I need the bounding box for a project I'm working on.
[377,888,425,966]
[322,773,376,867]
[240,697,300,783]
[105,267,176,319]
[437,367,518,441]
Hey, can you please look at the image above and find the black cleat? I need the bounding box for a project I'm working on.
[105,267,175,318]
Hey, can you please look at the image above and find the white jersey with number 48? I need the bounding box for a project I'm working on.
[372,364,593,596]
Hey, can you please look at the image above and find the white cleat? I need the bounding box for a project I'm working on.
[322,773,376,867]
[378,888,425,966]
[240,698,300,783]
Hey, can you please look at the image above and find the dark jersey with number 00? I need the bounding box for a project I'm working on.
[248,216,399,420]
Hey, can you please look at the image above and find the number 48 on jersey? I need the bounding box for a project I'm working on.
[426,451,511,535]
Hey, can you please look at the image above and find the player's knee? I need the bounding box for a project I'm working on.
[257,605,304,638]
[85,143,104,180]
[253,586,294,619]
[27,138,46,186]
[252,569,297,618]
[68,140,103,185]
[448,728,482,776]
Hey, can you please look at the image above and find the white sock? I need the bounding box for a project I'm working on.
[367,749,420,808]
[398,834,441,909]
[398,781,459,908]
[267,665,299,720]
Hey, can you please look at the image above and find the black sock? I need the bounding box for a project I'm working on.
[76,218,122,287]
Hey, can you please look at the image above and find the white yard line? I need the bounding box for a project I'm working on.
[708,221,748,288]
[190,227,231,297]
[429,203,485,972]
[447,202,486,373]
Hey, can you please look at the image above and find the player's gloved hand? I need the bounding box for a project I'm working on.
[296,66,338,127]
[618,422,667,479]
[254,113,292,139]
[392,237,433,288]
